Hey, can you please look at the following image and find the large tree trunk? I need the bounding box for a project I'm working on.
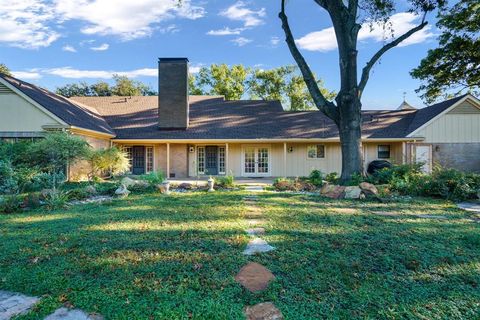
[338,101,363,182]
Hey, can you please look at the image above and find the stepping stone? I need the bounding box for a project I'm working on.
[246,228,265,236]
[245,302,283,320]
[248,219,266,226]
[235,262,275,293]
[0,291,39,320]
[245,200,259,206]
[243,238,275,255]
[458,202,480,213]
[413,214,448,220]
[372,211,400,217]
[245,186,264,192]
[332,208,357,214]
[45,308,103,320]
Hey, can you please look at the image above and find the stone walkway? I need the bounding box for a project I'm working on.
[457,202,480,223]
[0,291,102,319]
[235,193,284,320]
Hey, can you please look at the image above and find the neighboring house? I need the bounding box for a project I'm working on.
[1,58,479,179]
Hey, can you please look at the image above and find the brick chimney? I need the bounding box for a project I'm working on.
[158,58,189,129]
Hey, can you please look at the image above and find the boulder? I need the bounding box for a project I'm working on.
[320,184,345,199]
[114,184,130,198]
[344,186,362,199]
[359,182,378,196]
[120,177,136,188]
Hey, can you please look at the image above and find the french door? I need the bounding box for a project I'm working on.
[242,146,270,176]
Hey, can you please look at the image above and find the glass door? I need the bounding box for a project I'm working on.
[243,146,270,176]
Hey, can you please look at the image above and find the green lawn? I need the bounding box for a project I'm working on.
[1,192,479,319]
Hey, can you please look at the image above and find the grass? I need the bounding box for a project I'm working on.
[0,192,479,319]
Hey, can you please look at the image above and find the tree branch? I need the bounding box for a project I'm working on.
[358,18,428,97]
[279,0,339,121]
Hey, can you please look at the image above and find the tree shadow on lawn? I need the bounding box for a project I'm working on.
[1,192,479,319]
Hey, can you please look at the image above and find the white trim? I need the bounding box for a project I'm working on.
[407,94,480,138]
[0,77,68,126]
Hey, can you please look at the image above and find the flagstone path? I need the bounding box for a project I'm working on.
[0,291,39,320]
[235,193,284,320]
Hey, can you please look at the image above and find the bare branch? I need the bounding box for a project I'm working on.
[358,20,428,97]
[279,0,339,121]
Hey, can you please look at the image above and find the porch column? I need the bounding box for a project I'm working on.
[166,143,170,179]
[225,143,229,174]
[283,142,287,178]
[402,142,406,164]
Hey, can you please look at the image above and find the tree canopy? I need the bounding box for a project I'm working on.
[0,63,11,76]
[189,64,334,110]
[411,0,479,103]
[55,75,157,98]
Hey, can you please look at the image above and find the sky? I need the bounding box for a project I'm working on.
[0,0,442,109]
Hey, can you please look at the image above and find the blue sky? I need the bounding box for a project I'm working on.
[0,0,441,109]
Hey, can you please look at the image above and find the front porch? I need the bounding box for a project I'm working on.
[115,141,408,179]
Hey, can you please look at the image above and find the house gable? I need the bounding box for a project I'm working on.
[0,80,64,134]
[411,96,480,143]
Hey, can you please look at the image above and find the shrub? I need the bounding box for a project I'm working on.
[22,193,41,209]
[44,190,69,211]
[0,160,18,194]
[89,147,130,178]
[0,194,21,213]
[215,175,235,188]
[324,172,339,184]
[95,182,120,196]
[31,172,66,190]
[66,188,90,201]
[140,171,165,186]
[308,170,323,186]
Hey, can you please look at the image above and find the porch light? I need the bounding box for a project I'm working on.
[288,146,294,153]
[189,146,195,153]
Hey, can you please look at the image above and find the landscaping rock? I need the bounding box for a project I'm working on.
[344,186,362,199]
[120,177,136,188]
[114,184,130,198]
[245,302,283,320]
[458,202,480,213]
[0,291,39,320]
[243,238,275,255]
[44,307,103,320]
[359,182,378,196]
[320,184,345,199]
[235,262,275,292]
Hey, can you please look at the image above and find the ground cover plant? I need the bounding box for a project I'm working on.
[1,191,478,319]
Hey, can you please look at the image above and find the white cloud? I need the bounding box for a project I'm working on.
[90,43,109,51]
[62,45,76,52]
[270,36,280,46]
[0,0,60,49]
[55,0,205,40]
[11,71,42,79]
[296,12,434,52]
[231,37,252,47]
[43,67,158,79]
[220,1,265,27]
[159,24,180,34]
[207,27,244,36]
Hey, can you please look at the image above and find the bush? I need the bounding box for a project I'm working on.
[0,160,18,194]
[308,170,323,186]
[0,194,21,213]
[89,147,130,178]
[31,172,66,190]
[368,163,423,185]
[95,182,120,196]
[44,190,69,211]
[324,172,339,184]
[140,171,165,186]
[66,188,90,201]
[215,175,235,189]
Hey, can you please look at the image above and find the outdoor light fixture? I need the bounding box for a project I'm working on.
[189,146,195,153]
[288,146,294,153]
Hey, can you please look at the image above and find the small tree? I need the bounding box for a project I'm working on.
[88,147,130,179]
[29,133,90,189]
[195,64,250,100]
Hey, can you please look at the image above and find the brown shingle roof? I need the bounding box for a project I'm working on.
[70,95,418,140]
[0,74,114,135]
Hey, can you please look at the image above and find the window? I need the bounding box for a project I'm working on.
[307,145,325,159]
[197,147,205,175]
[123,146,133,173]
[218,147,226,174]
[146,147,154,173]
[377,145,391,159]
